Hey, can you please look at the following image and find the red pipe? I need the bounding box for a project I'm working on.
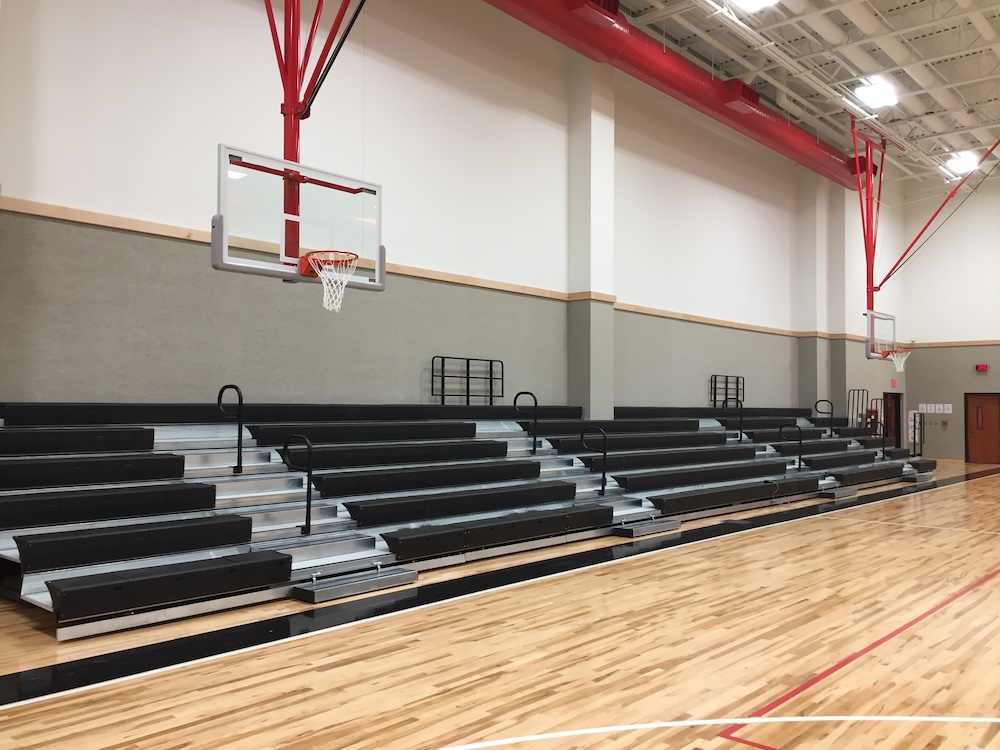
[482,0,858,190]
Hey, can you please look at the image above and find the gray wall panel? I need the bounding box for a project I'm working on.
[613,310,798,407]
[905,345,1000,459]
[0,212,568,404]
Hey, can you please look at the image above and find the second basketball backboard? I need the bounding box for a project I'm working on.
[211,144,385,290]
[866,310,896,359]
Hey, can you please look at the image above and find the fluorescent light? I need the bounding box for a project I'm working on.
[946,151,979,174]
[728,0,778,11]
[841,97,875,119]
[855,76,898,109]
[227,169,248,180]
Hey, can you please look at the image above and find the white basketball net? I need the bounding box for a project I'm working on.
[306,251,358,312]
[884,349,911,372]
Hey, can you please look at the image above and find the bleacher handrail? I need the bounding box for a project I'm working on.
[814,399,834,436]
[217,384,244,475]
[514,391,539,456]
[580,426,609,496]
[779,424,803,470]
[722,397,744,444]
[282,434,315,536]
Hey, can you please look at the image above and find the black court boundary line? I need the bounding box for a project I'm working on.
[0,468,995,707]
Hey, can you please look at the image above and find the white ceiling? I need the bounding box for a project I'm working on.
[618,0,1000,184]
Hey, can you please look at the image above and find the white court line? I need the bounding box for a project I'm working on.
[821,515,1000,536]
[433,715,1000,750]
[0,481,943,713]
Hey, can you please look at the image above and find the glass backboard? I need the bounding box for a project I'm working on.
[211,144,385,290]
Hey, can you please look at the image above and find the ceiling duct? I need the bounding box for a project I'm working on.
[482,0,857,189]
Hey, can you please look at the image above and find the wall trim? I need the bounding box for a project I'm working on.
[907,340,1000,349]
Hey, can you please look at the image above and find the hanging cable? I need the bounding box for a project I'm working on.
[881,158,1000,286]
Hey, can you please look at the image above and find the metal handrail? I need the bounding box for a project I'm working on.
[581,426,609,497]
[779,424,804,470]
[847,389,869,428]
[514,391,539,456]
[722,397,744,444]
[282,434,315,536]
[814,399,834,436]
[431,355,504,405]
[217,384,244,475]
[872,420,887,457]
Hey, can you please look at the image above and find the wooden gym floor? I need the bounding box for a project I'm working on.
[3,460,1000,749]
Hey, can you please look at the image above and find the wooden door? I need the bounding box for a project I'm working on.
[966,394,1000,463]
[883,393,901,448]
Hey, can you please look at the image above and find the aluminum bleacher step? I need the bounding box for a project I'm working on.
[291,567,418,603]
[258,531,375,564]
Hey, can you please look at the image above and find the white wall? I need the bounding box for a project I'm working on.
[0,0,570,291]
[898,177,1000,343]
[613,73,799,330]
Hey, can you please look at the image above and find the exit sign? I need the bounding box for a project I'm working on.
[975,364,989,372]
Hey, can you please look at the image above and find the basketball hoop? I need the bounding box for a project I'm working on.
[300,251,358,312]
[882,349,911,372]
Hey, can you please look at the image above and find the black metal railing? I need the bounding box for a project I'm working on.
[581,426,608,497]
[431,355,504,405]
[710,374,744,408]
[847,389,869,428]
[723,397,743,444]
[867,398,884,434]
[217,384,244,475]
[282,434,315,536]
[871,420,887,457]
[514,391,539,456]
[910,411,925,457]
[815,399,834,436]
[779,424,803,470]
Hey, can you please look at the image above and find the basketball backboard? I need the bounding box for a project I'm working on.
[866,310,896,359]
[211,144,385,290]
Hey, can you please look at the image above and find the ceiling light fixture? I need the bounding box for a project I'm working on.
[854,76,898,109]
[946,151,979,175]
[728,0,778,12]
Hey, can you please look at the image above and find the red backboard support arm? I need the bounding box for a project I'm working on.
[851,117,887,312]
[264,0,356,261]
[875,137,1000,292]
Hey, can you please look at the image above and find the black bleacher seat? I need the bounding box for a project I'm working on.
[746,428,824,442]
[0,483,216,530]
[250,421,477,446]
[0,427,154,455]
[519,418,699,436]
[342,480,577,526]
[46,550,292,622]
[830,463,906,485]
[909,458,937,472]
[311,460,541,498]
[720,417,797,430]
[835,427,872,438]
[580,445,756,472]
[614,406,812,419]
[613,459,787,492]
[0,403,582,426]
[802,451,878,470]
[884,447,911,460]
[648,476,820,515]
[15,516,252,573]
[281,439,507,470]
[772,439,850,456]
[548,431,727,453]
[0,454,185,490]
[811,417,849,427]
[380,504,613,561]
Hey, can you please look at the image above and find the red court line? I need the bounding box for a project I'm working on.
[717,562,1000,750]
